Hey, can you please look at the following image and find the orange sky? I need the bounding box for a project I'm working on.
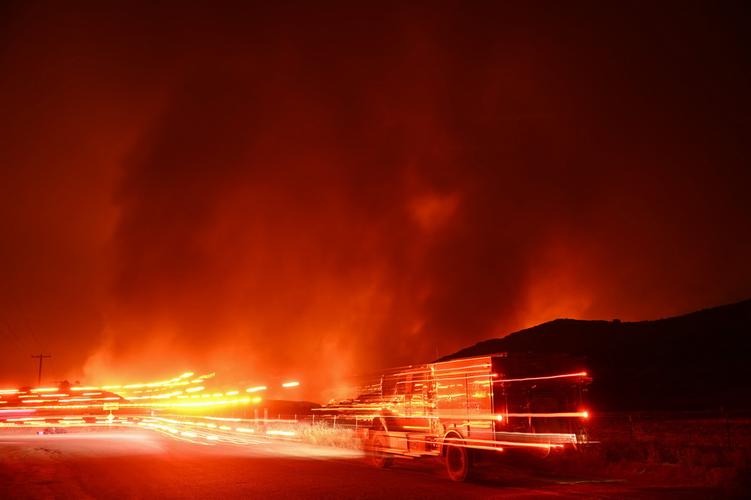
[1,2,750,401]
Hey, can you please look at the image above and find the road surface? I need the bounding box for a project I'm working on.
[0,430,730,499]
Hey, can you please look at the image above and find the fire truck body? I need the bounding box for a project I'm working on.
[367,353,590,479]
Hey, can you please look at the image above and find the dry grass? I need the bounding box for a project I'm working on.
[558,414,751,490]
[295,422,362,449]
[259,419,364,450]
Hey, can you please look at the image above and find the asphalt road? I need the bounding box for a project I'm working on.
[0,430,730,499]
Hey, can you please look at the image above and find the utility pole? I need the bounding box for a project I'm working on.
[31,353,51,385]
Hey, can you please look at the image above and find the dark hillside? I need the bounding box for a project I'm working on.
[440,299,751,411]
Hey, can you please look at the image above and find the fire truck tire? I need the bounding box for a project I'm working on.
[444,435,472,482]
[370,434,393,469]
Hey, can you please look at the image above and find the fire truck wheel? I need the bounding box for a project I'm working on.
[444,437,472,482]
[370,434,393,469]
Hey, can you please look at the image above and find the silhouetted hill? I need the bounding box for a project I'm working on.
[440,299,751,411]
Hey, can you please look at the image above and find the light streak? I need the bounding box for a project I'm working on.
[0,369,264,415]
[504,411,589,418]
[266,430,296,437]
[495,371,589,384]
[1,355,589,472]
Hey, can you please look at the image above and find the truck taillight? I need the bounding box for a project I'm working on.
[494,414,505,431]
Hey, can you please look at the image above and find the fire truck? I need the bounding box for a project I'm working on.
[364,353,591,481]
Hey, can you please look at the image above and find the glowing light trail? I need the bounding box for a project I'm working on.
[495,371,589,383]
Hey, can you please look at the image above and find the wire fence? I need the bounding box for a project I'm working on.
[588,410,751,450]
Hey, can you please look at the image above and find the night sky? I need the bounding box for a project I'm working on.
[1,2,749,399]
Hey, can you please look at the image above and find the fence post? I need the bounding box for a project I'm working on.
[721,407,731,448]
[628,414,634,442]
